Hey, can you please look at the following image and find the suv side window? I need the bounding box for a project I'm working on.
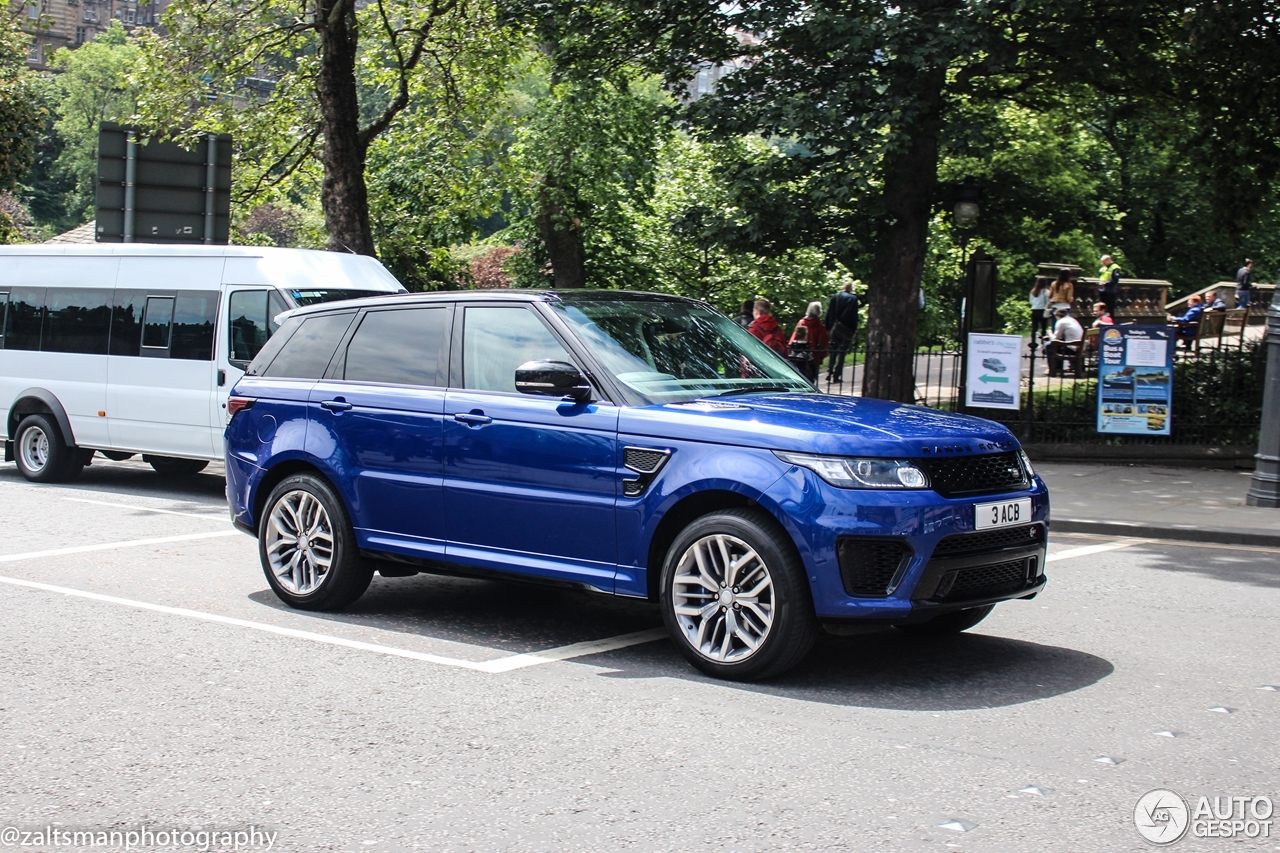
[260,312,355,380]
[462,305,572,393]
[344,307,449,387]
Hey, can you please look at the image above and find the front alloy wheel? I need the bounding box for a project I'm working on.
[661,508,817,681]
[265,488,336,596]
[671,533,775,663]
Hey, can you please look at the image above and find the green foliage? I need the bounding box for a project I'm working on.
[0,15,48,191]
[47,21,141,222]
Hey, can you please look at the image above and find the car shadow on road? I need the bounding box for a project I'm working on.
[0,460,227,505]
[599,629,1115,711]
[247,573,666,655]
[1126,542,1280,589]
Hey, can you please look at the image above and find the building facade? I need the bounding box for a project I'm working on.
[21,0,165,70]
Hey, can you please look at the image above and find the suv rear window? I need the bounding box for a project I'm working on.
[258,312,355,379]
[343,307,449,387]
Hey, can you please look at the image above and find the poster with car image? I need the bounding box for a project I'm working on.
[1097,325,1173,435]
[965,333,1022,410]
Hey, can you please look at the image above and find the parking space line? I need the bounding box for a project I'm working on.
[0,574,667,673]
[1047,540,1146,563]
[63,497,228,521]
[0,530,240,563]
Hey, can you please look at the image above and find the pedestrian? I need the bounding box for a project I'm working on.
[824,278,859,383]
[1091,302,1114,327]
[1097,254,1122,318]
[1045,306,1084,376]
[1205,289,1227,311]
[732,299,754,329]
[787,324,817,381]
[748,298,788,356]
[1047,268,1075,315]
[1235,259,1254,310]
[1029,278,1051,340]
[792,301,829,376]
[1168,294,1204,348]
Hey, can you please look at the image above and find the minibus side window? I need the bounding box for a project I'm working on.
[228,290,287,366]
[5,288,45,351]
[43,288,111,355]
[110,290,143,356]
[142,297,175,352]
[0,292,8,349]
[171,292,218,360]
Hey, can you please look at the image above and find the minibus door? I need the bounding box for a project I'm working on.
[217,288,287,438]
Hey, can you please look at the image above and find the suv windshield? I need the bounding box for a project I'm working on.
[552,299,812,405]
[287,289,389,307]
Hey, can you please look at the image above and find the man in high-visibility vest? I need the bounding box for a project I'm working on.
[1098,255,1122,318]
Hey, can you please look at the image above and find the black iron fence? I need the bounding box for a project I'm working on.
[816,335,1265,446]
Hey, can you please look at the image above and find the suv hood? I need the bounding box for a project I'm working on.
[618,393,1020,458]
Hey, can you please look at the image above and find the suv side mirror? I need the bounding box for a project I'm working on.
[515,360,592,402]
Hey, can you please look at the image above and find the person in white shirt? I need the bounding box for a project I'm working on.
[1046,307,1084,376]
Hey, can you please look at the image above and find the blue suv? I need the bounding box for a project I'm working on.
[225,290,1048,680]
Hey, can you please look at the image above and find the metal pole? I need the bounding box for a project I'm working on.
[203,134,217,245]
[1247,293,1280,505]
[123,130,137,243]
[956,234,971,413]
[1024,337,1036,441]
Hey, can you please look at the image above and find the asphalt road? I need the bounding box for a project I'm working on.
[0,458,1277,852]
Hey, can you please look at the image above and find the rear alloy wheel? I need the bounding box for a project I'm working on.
[14,414,83,483]
[661,508,818,681]
[895,604,994,636]
[259,473,373,611]
[143,455,209,477]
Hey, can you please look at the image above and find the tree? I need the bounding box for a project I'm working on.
[47,21,140,222]
[0,15,46,191]
[690,0,1192,401]
[135,0,510,255]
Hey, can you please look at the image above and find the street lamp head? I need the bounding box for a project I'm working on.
[952,178,983,229]
[954,200,980,228]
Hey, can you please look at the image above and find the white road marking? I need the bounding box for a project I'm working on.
[0,574,666,673]
[0,530,240,563]
[63,497,228,521]
[1047,540,1146,563]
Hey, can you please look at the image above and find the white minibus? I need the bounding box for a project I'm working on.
[0,245,406,482]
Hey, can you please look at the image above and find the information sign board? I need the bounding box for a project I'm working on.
[964,333,1022,410]
[1097,325,1173,435]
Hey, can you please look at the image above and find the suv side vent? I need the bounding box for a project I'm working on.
[836,537,913,597]
[622,446,671,497]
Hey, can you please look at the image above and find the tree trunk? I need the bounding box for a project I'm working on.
[861,69,945,402]
[317,0,376,256]
[535,173,586,288]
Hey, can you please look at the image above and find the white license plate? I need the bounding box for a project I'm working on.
[974,497,1032,530]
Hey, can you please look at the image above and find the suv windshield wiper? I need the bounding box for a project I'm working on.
[707,385,795,397]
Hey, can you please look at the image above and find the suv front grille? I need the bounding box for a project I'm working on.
[931,524,1042,558]
[837,537,913,597]
[917,451,1028,498]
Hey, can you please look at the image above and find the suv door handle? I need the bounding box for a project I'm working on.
[453,412,492,426]
[320,399,353,412]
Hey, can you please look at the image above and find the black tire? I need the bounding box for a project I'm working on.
[13,414,82,483]
[258,473,373,611]
[895,604,994,636]
[660,508,818,681]
[143,455,210,476]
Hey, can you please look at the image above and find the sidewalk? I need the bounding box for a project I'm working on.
[1038,462,1280,547]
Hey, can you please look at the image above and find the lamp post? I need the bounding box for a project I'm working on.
[1247,294,1280,505]
[953,178,982,412]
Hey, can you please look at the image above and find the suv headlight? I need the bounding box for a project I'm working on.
[775,452,929,489]
[1018,448,1036,478]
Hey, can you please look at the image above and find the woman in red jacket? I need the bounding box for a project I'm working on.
[791,301,829,375]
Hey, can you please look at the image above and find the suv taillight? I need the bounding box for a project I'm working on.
[226,397,256,418]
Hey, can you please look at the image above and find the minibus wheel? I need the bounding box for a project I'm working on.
[14,414,82,483]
